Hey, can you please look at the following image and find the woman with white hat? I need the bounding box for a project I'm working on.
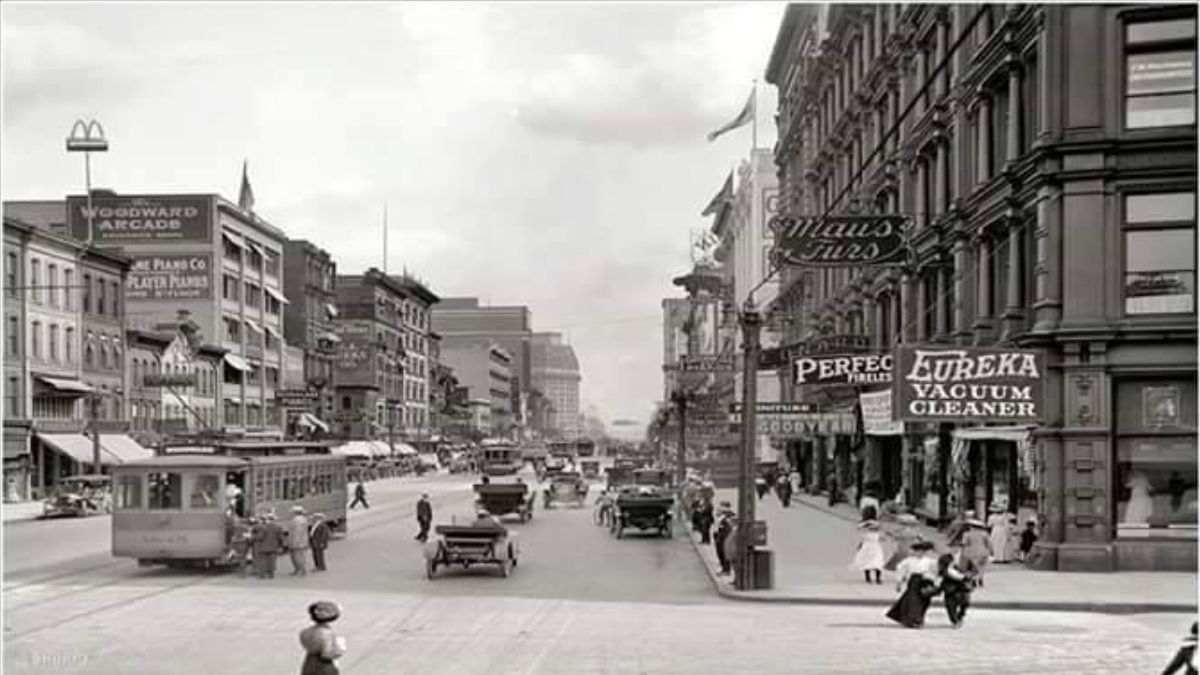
[960,517,993,586]
[986,503,1012,564]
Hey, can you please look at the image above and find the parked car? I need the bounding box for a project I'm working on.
[417,453,442,473]
[41,475,111,518]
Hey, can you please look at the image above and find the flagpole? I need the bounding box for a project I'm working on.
[751,79,758,152]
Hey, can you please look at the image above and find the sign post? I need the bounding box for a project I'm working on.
[735,302,761,591]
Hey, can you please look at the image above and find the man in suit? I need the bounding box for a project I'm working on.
[415,493,433,542]
[253,512,286,578]
[308,513,331,572]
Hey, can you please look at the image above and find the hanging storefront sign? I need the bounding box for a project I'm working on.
[126,253,212,300]
[893,346,1045,423]
[68,194,212,243]
[860,390,904,435]
[802,334,870,355]
[795,352,892,385]
[769,214,908,267]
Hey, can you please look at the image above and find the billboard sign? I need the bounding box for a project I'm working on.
[860,390,903,435]
[127,254,212,301]
[795,353,892,386]
[892,346,1045,423]
[769,214,908,267]
[68,194,212,243]
[334,321,375,387]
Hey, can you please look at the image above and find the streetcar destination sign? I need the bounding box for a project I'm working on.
[893,346,1045,422]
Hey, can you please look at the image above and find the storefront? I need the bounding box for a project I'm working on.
[3,421,32,502]
[950,426,1038,526]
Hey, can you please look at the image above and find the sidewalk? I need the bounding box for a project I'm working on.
[689,488,1197,614]
[2,501,45,523]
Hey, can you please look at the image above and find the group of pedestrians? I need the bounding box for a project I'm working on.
[228,506,332,578]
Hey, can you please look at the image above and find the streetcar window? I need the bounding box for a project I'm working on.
[254,471,266,503]
[273,470,283,501]
[115,474,143,510]
[147,472,182,509]
[189,474,219,509]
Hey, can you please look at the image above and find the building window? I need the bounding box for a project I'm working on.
[48,324,58,362]
[244,282,259,308]
[7,316,17,356]
[1125,13,1197,129]
[991,87,1009,176]
[84,341,94,367]
[224,237,242,263]
[82,273,91,313]
[342,396,352,410]
[30,259,40,303]
[63,268,73,310]
[97,277,106,315]
[47,264,58,308]
[5,252,16,298]
[223,274,239,301]
[1124,191,1196,314]
[110,280,120,317]
[6,375,19,418]
[30,321,41,359]
[224,317,241,342]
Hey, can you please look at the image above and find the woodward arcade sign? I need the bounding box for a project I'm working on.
[893,346,1045,423]
[795,352,892,386]
[770,214,908,267]
[68,194,212,243]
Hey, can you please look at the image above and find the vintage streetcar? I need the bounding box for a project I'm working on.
[110,440,347,568]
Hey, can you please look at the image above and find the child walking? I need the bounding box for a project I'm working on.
[852,519,886,584]
[936,552,976,628]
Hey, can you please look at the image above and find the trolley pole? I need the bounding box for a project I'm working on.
[735,301,761,591]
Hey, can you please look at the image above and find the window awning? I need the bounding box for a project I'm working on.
[265,287,289,305]
[296,413,330,433]
[222,230,245,248]
[319,332,341,344]
[394,442,419,457]
[263,323,282,340]
[36,433,120,466]
[99,434,153,463]
[325,303,339,319]
[330,441,376,459]
[367,440,392,458]
[951,426,1035,443]
[35,376,95,395]
[224,354,252,372]
[243,318,263,335]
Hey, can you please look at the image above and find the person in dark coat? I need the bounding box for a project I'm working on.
[348,481,369,509]
[309,513,331,572]
[253,512,286,578]
[299,601,347,675]
[885,540,939,628]
[713,504,735,575]
[229,516,254,577]
[415,493,433,542]
[697,499,715,544]
[936,552,976,628]
[776,475,792,508]
[1162,621,1198,675]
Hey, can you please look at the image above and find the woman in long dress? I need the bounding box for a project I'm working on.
[987,505,1011,564]
[299,601,347,675]
[851,520,886,584]
[885,540,939,628]
[961,518,993,586]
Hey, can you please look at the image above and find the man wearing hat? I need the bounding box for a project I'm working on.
[253,511,286,579]
[308,513,331,572]
[713,503,735,575]
[299,601,347,674]
[960,515,993,586]
[415,493,433,542]
[287,505,311,576]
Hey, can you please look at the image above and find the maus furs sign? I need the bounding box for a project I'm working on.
[769,214,907,267]
[893,346,1044,423]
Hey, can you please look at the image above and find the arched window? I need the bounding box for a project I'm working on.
[84,343,95,368]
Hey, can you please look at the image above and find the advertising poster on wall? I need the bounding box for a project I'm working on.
[892,345,1045,423]
[126,254,212,300]
[334,321,375,387]
[860,389,904,435]
[68,194,211,243]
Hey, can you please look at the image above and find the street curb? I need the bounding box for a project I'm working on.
[684,518,1197,615]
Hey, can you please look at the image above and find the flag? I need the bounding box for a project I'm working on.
[701,171,733,216]
[706,89,755,142]
[238,160,255,212]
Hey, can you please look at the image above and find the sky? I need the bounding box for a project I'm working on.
[1,1,783,437]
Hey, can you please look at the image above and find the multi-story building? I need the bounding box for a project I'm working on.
[766,4,1196,570]
[432,297,533,433]
[3,216,148,499]
[282,239,338,425]
[389,275,439,438]
[332,268,408,442]
[530,332,582,439]
[437,339,515,437]
[126,329,171,445]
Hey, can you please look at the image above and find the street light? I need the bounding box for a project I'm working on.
[66,119,109,246]
[735,300,762,591]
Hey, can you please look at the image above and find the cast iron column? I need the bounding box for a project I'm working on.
[735,302,761,591]
[90,394,103,471]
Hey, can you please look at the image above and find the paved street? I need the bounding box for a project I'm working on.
[3,468,1191,674]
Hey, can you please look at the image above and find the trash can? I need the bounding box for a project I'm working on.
[750,547,774,590]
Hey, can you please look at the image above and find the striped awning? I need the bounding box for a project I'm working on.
[263,323,282,340]
[222,230,245,248]
[224,354,252,372]
[36,433,120,466]
[265,287,289,305]
[243,318,263,335]
[35,376,95,394]
[99,435,154,463]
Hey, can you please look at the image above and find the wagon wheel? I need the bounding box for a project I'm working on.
[426,558,438,580]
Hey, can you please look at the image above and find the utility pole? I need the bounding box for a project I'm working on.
[89,393,103,472]
[672,389,688,486]
[735,300,762,591]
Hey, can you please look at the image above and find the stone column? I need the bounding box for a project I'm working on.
[1002,219,1026,338]
[937,13,950,100]
[1033,184,1064,331]
[976,96,991,186]
[914,157,927,229]
[1006,59,1023,166]
[900,274,917,343]
[915,48,927,116]
[952,99,968,207]
[952,234,975,345]
[872,294,885,350]
[874,6,884,60]
[916,271,930,342]
[973,237,994,341]
[935,138,948,219]
[936,265,951,340]
[888,285,901,345]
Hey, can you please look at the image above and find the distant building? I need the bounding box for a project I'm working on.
[530,332,581,439]
[437,339,514,437]
[282,239,338,428]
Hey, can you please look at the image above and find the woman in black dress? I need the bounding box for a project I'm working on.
[885,540,939,628]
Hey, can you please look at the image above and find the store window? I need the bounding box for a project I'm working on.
[1123,191,1196,314]
[1125,13,1197,128]
[1114,378,1197,539]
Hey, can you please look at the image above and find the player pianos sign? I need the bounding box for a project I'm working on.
[769,214,908,267]
[893,346,1044,423]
